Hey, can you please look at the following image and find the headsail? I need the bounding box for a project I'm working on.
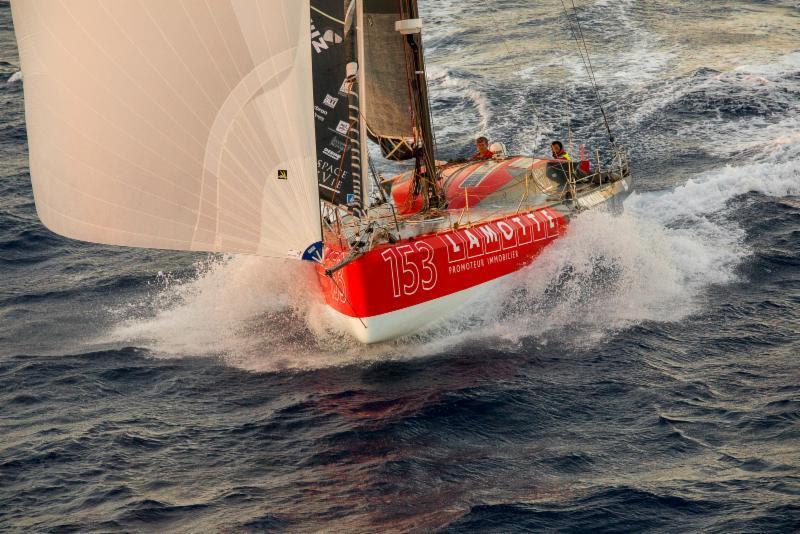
[11,0,321,258]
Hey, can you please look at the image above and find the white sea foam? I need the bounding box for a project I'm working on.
[427,65,493,134]
[106,253,439,371]
[630,51,800,136]
[680,64,800,163]
[6,70,21,84]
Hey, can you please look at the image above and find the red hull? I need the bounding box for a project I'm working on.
[317,206,566,320]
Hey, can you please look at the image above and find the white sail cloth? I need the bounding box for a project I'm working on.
[11,0,321,258]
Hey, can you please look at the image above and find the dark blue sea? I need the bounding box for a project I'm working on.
[1,1,799,531]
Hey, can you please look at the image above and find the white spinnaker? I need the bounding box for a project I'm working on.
[11,0,321,258]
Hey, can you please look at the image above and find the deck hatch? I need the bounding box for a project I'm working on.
[460,161,501,189]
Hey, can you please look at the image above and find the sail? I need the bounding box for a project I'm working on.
[310,0,364,211]
[10,0,321,258]
[362,0,416,161]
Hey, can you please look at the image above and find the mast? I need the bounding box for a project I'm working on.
[356,0,370,206]
[397,1,443,212]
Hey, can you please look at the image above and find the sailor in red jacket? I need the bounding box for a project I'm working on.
[471,136,495,160]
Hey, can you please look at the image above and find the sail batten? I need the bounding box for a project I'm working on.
[11,0,321,258]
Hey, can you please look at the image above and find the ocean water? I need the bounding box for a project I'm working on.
[1,0,799,531]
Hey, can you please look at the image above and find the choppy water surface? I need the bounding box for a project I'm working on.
[1,1,799,531]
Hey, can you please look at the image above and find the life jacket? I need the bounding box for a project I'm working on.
[555,150,571,161]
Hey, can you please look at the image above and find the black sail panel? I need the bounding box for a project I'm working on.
[310,0,363,211]
[363,0,416,161]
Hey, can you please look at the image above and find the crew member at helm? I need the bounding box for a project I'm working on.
[551,140,571,160]
[471,136,495,160]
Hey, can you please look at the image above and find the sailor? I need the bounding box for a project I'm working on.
[471,136,495,161]
[551,140,571,161]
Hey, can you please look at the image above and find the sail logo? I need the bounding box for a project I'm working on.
[314,105,328,122]
[335,120,350,136]
[323,94,339,109]
[310,22,343,54]
[277,169,288,180]
[322,147,341,161]
[329,137,346,152]
[439,209,559,265]
[338,79,351,96]
[318,160,349,189]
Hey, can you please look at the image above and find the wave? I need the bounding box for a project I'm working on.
[427,65,493,143]
[6,70,21,84]
[628,51,800,132]
[444,485,721,532]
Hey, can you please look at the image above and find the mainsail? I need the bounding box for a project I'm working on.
[363,0,442,210]
[362,0,415,160]
[363,0,436,165]
[309,0,364,212]
[11,0,321,258]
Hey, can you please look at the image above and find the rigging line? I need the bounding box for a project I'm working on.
[559,8,609,148]
[560,0,615,142]
[558,6,596,100]
[569,0,604,98]
[364,133,388,204]
[558,1,597,113]
[402,19,442,209]
[562,2,603,111]
[485,7,545,150]
[310,5,345,25]
[562,18,603,142]
[561,57,573,154]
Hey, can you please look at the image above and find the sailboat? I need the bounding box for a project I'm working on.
[11,0,631,344]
